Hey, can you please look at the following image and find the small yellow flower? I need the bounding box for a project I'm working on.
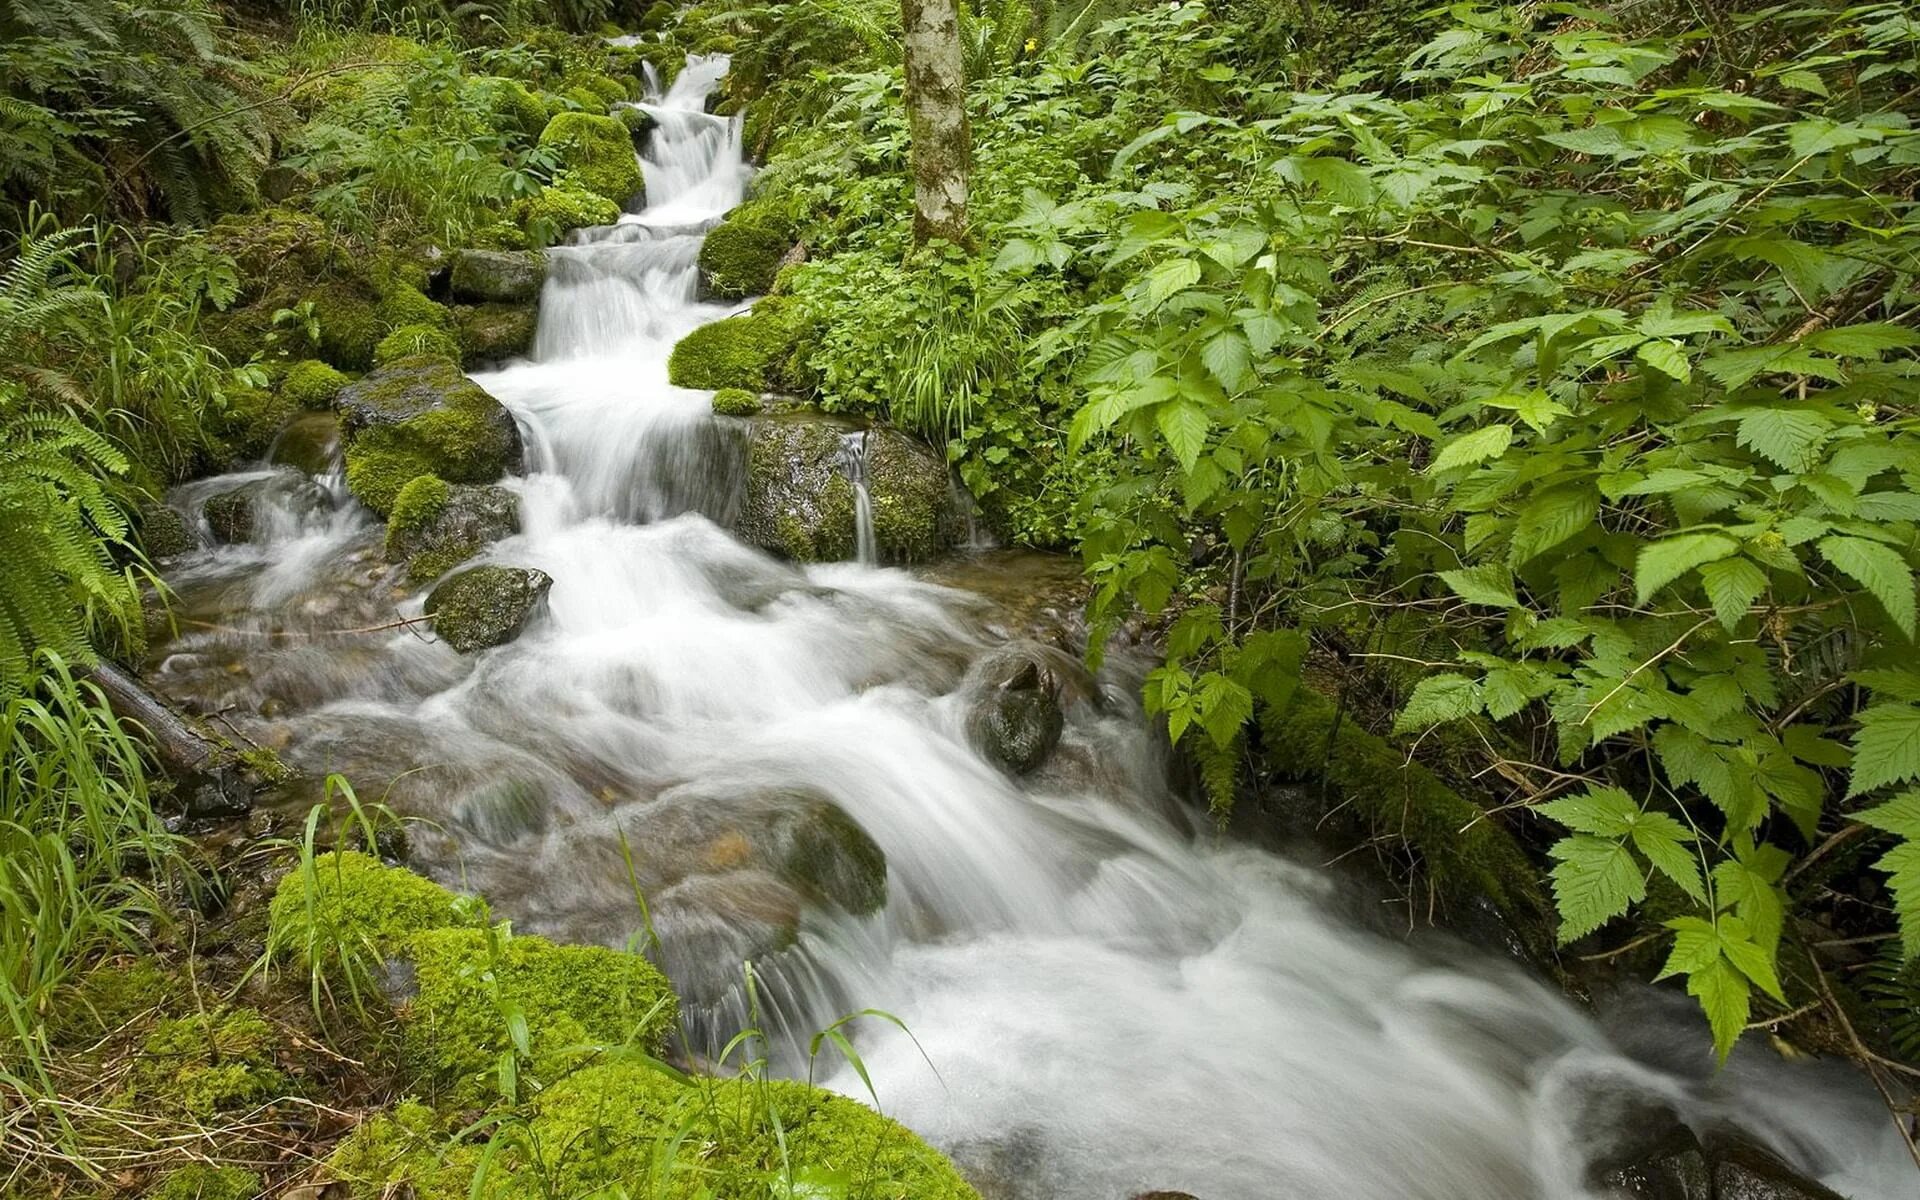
[1024,37,1037,52]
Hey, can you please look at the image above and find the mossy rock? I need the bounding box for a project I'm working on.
[336,356,525,516]
[515,178,620,242]
[425,564,552,653]
[614,103,656,147]
[449,249,548,305]
[778,800,887,914]
[145,1164,261,1200]
[130,1007,285,1119]
[470,75,548,142]
[201,469,328,545]
[328,1065,977,1200]
[209,384,297,463]
[536,111,644,209]
[398,927,677,1100]
[375,283,455,334]
[265,850,468,979]
[454,303,539,366]
[710,386,760,417]
[697,204,793,301]
[1258,686,1551,942]
[386,479,521,584]
[280,360,350,411]
[375,322,463,366]
[665,297,811,393]
[737,414,960,564]
[140,504,197,559]
[268,411,343,476]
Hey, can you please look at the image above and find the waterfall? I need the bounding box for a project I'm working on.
[841,430,878,567]
[145,53,1916,1200]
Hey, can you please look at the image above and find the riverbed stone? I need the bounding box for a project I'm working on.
[335,354,525,516]
[267,411,341,476]
[425,565,551,653]
[454,302,538,365]
[141,504,197,558]
[449,249,547,304]
[735,411,961,564]
[775,799,888,914]
[202,469,328,544]
[965,643,1079,775]
[385,479,520,584]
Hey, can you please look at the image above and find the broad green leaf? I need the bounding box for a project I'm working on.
[1429,424,1513,473]
[1201,330,1252,390]
[1143,258,1203,308]
[1699,557,1767,630]
[1509,485,1599,566]
[1874,842,1920,959]
[1686,956,1750,1064]
[1537,785,1638,837]
[1156,401,1210,472]
[1631,813,1706,904]
[1849,703,1920,797]
[1392,673,1481,732]
[1818,535,1916,640]
[1735,407,1832,472]
[1855,790,1920,841]
[1635,338,1691,381]
[1548,834,1645,943]
[1438,564,1519,609]
[1635,532,1739,604]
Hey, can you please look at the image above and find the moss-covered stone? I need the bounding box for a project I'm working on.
[470,75,548,142]
[265,850,467,977]
[141,504,197,559]
[536,111,644,208]
[780,801,887,914]
[867,428,961,562]
[425,565,552,653]
[697,203,793,301]
[453,303,539,366]
[375,323,463,366]
[400,927,676,1099]
[1258,686,1550,939]
[665,297,811,393]
[614,103,655,146]
[132,1007,285,1118]
[280,360,350,411]
[336,356,525,516]
[737,415,958,564]
[386,481,520,584]
[449,249,547,304]
[515,177,620,242]
[146,1164,261,1200]
[210,384,297,463]
[268,411,342,475]
[375,283,455,334]
[710,386,760,417]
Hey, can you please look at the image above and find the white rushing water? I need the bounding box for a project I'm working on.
[150,56,1916,1200]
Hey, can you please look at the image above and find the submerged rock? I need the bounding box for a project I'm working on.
[385,478,520,584]
[266,410,342,476]
[425,565,551,653]
[335,354,525,516]
[965,642,1084,775]
[449,249,547,304]
[201,468,328,545]
[736,411,962,564]
[1595,1115,1844,1200]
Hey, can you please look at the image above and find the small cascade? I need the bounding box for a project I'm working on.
[840,431,878,567]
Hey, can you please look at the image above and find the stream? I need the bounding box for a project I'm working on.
[148,55,1915,1200]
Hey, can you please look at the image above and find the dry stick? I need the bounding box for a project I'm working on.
[1808,953,1920,1173]
[181,614,436,640]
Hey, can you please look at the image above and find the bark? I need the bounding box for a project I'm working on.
[87,659,229,776]
[900,0,971,245]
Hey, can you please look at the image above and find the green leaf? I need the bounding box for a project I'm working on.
[1438,564,1519,609]
[1635,338,1691,381]
[1699,557,1767,630]
[1537,785,1638,837]
[1635,532,1739,605]
[1818,535,1916,640]
[1849,703,1920,797]
[1687,955,1750,1064]
[1392,673,1481,733]
[1509,486,1600,566]
[1156,401,1210,473]
[1874,842,1920,959]
[1735,407,1832,472]
[1632,812,1706,904]
[1855,790,1920,841]
[1429,424,1513,473]
[1143,258,1203,308]
[1548,834,1645,943]
[1201,330,1252,390]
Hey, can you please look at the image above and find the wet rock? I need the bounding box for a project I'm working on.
[266,411,342,476]
[966,643,1080,775]
[697,202,793,301]
[448,249,547,304]
[1596,1117,1843,1200]
[1709,1134,1845,1200]
[736,412,962,564]
[201,469,327,545]
[776,800,888,914]
[182,767,255,821]
[453,302,538,366]
[425,565,551,654]
[385,480,520,584]
[1131,1193,1201,1200]
[1600,1124,1711,1200]
[141,504,197,558]
[335,355,525,516]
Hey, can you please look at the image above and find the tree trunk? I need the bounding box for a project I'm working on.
[900,0,971,245]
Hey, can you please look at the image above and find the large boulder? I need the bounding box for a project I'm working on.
[386,478,521,585]
[335,355,525,516]
[449,249,547,304]
[736,412,962,564]
[666,297,811,393]
[1595,1115,1844,1200]
[536,111,644,209]
[697,202,794,301]
[425,565,551,654]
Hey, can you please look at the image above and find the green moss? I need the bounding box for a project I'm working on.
[698,204,793,300]
[211,384,296,462]
[516,177,620,241]
[666,298,811,393]
[710,386,760,417]
[329,1101,474,1200]
[453,304,538,365]
[1258,687,1549,938]
[387,474,451,543]
[344,436,438,515]
[132,1008,284,1118]
[265,850,467,977]
[145,1164,261,1200]
[140,505,197,559]
[536,111,644,207]
[50,958,179,1045]
[867,433,956,563]
[310,278,384,371]
[424,565,551,653]
[338,356,523,515]
[470,75,548,142]
[280,360,350,411]
[376,284,454,334]
[400,927,677,1100]
[375,323,463,366]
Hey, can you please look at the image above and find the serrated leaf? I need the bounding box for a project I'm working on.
[1201,329,1252,390]
[1392,673,1481,733]
[1687,955,1751,1064]
[1635,532,1739,604]
[1143,258,1203,308]
[1636,338,1692,381]
[1632,813,1706,904]
[1439,564,1519,608]
[1156,401,1210,473]
[1855,790,1920,841]
[1819,535,1916,640]
[1699,557,1767,630]
[1849,703,1920,796]
[1538,785,1639,837]
[1873,841,1920,959]
[1734,407,1832,472]
[1548,834,1645,943]
[1658,916,1722,979]
[1429,424,1513,473]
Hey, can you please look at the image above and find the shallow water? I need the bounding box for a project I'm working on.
[149,54,1915,1200]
